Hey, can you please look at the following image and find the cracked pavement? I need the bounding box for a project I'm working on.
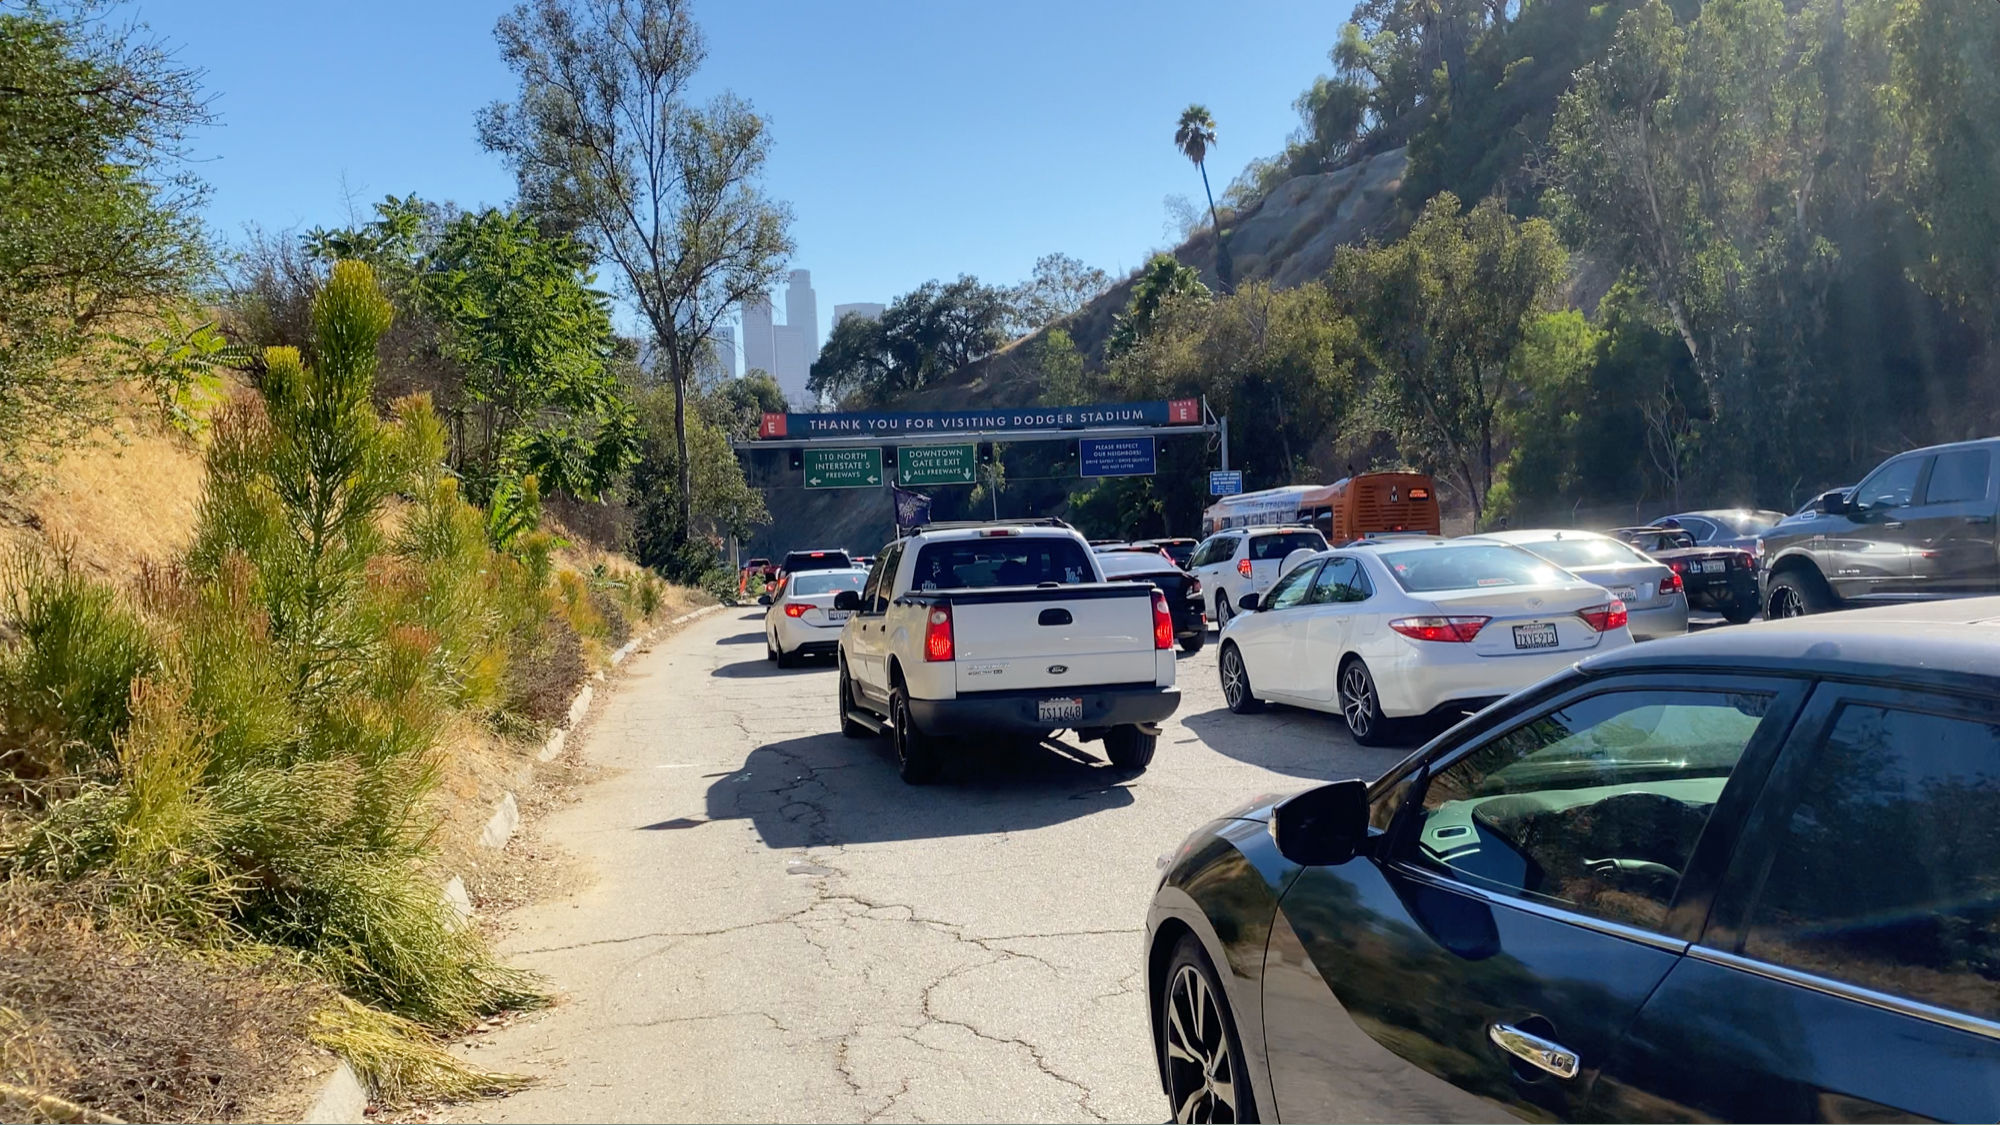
[460,610,1407,1123]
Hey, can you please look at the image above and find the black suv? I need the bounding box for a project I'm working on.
[1145,599,2000,1123]
[1759,437,1999,617]
[777,548,853,578]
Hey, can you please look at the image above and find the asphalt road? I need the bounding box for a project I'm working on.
[460,609,1410,1124]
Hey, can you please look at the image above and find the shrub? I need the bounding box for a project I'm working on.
[500,610,584,728]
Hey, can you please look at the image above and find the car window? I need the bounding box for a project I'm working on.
[1262,561,1321,610]
[1380,545,1566,593]
[1191,537,1227,568]
[1922,449,1991,506]
[863,544,899,613]
[909,537,1094,590]
[1716,512,1778,537]
[1676,517,1717,542]
[1251,531,1328,560]
[1854,455,1928,512]
[1307,557,1370,604]
[790,571,867,596]
[1405,689,1775,930]
[1741,700,2000,1021]
[1519,536,1655,569]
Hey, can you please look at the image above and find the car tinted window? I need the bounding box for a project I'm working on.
[909,537,1094,590]
[864,544,900,612]
[1742,701,2000,1020]
[1307,557,1370,604]
[1381,545,1565,593]
[1190,537,1227,567]
[1854,455,1927,511]
[1251,531,1328,560]
[1263,561,1321,610]
[1923,449,1992,505]
[1519,537,1655,569]
[790,571,867,596]
[1408,689,1774,930]
[1097,552,1174,578]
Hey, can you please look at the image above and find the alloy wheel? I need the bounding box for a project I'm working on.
[1770,587,1804,618]
[1341,663,1374,739]
[1165,964,1240,1123]
[1220,648,1246,710]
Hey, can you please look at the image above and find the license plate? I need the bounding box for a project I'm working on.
[826,611,850,623]
[1037,697,1084,723]
[1700,560,1725,574]
[1612,585,1638,602]
[1513,623,1560,650]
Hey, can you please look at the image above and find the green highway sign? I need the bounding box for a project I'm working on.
[896,443,977,486]
[803,447,883,489]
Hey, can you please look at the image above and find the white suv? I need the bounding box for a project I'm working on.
[1188,526,1330,628]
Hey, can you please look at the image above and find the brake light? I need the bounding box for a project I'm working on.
[1667,558,1687,572]
[1578,599,1629,632]
[923,605,954,661]
[1734,550,1754,570]
[1658,570,1683,595]
[784,603,809,617]
[1237,557,1253,578]
[1152,590,1174,649]
[810,551,826,557]
[1389,616,1489,643]
[979,528,1018,537]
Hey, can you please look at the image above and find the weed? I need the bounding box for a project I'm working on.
[311,997,529,1106]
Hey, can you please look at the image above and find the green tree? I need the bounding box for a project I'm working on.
[1889,0,2000,323]
[1336,193,1566,524]
[1030,328,1090,407]
[706,369,787,440]
[479,0,795,538]
[0,4,213,470]
[807,276,1013,404]
[1009,252,1111,330]
[629,384,764,582]
[1174,104,1232,286]
[1107,254,1209,358]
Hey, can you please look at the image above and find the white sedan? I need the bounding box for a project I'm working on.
[765,568,869,667]
[1215,539,1635,744]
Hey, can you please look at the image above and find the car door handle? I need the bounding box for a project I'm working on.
[1488,1023,1579,1080]
[1883,521,1904,529]
[1966,515,1994,525]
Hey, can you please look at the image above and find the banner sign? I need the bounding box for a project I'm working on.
[893,485,932,530]
[756,399,1199,440]
[1079,437,1157,478]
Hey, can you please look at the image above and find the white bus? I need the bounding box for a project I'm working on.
[1200,485,1322,536]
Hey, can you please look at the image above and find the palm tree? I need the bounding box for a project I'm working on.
[1174,104,1232,287]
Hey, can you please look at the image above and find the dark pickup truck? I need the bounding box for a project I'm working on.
[1758,437,2000,616]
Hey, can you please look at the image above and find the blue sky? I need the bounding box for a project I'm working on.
[136,0,1343,355]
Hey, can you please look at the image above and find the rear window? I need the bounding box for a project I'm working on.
[1096,552,1174,577]
[789,571,867,596]
[1249,531,1327,560]
[784,550,852,572]
[1381,545,1565,593]
[1519,537,1654,569]
[1717,512,1781,536]
[909,537,1096,590]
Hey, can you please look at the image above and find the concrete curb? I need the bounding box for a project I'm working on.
[299,1059,367,1124]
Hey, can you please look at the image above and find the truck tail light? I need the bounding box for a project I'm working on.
[784,603,810,617]
[1658,570,1683,595]
[1389,616,1489,642]
[1578,599,1629,632]
[922,605,954,661]
[1152,590,1174,650]
[1237,557,1253,578]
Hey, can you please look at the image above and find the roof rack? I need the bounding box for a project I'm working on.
[912,517,1075,533]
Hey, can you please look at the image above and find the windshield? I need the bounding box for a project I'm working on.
[1519,537,1654,569]
[1381,545,1566,593]
[789,571,867,596]
[1097,552,1174,577]
[909,537,1096,589]
[783,551,851,572]
[1250,531,1327,560]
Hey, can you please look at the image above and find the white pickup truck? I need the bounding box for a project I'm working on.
[833,521,1181,784]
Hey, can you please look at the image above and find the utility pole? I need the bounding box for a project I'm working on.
[1219,415,1230,471]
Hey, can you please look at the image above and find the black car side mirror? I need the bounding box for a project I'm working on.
[1270,779,1371,866]
[757,594,772,606]
[832,591,861,612]
[1238,592,1261,612]
[1817,490,1853,516]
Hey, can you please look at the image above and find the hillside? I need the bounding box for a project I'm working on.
[742,147,1410,557]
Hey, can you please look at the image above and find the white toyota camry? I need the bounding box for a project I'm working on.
[1215,539,1634,744]
[765,567,869,667]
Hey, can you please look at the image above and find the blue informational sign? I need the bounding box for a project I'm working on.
[1079,437,1157,478]
[1209,470,1244,496]
[758,399,1200,439]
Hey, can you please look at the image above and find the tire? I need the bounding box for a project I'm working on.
[1338,657,1395,746]
[1218,642,1263,714]
[1160,933,1258,1124]
[1767,569,1835,619]
[776,638,799,668]
[1105,725,1157,772]
[1722,593,1758,625]
[1214,590,1234,628]
[889,683,942,785]
[838,662,869,739]
[1179,632,1206,655]
[765,630,778,662]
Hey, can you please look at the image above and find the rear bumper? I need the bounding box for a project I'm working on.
[1369,634,1629,718]
[908,684,1181,735]
[1628,599,1690,640]
[1687,572,1758,610]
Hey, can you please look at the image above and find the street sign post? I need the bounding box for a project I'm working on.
[1209,470,1244,496]
[895,443,977,486]
[803,447,883,489]
[1078,437,1157,478]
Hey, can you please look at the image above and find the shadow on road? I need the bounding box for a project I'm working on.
[709,655,836,679]
[715,631,765,646]
[1180,704,1414,781]
[703,731,1138,847]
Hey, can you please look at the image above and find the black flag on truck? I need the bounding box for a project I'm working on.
[893,485,932,531]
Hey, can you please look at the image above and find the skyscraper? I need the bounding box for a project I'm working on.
[699,324,736,382]
[739,274,820,406]
[786,270,819,358]
[741,293,775,379]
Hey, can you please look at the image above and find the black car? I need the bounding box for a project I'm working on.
[1098,550,1205,654]
[1146,599,2000,1123]
[1650,508,1787,552]
[1610,525,1759,623]
[778,548,853,578]
[1138,537,1199,569]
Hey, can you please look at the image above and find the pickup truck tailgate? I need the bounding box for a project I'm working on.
[950,586,1158,692]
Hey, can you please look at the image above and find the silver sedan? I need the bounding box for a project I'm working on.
[1466,529,1690,639]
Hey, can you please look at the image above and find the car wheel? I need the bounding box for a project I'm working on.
[1338,658,1394,746]
[1214,591,1234,628]
[1161,933,1258,1124]
[766,630,778,662]
[1722,595,1758,625]
[775,634,799,668]
[1767,570,1834,619]
[1178,632,1205,655]
[838,662,869,739]
[1104,725,1157,772]
[1218,642,1263,714]
[889,683,942,785]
